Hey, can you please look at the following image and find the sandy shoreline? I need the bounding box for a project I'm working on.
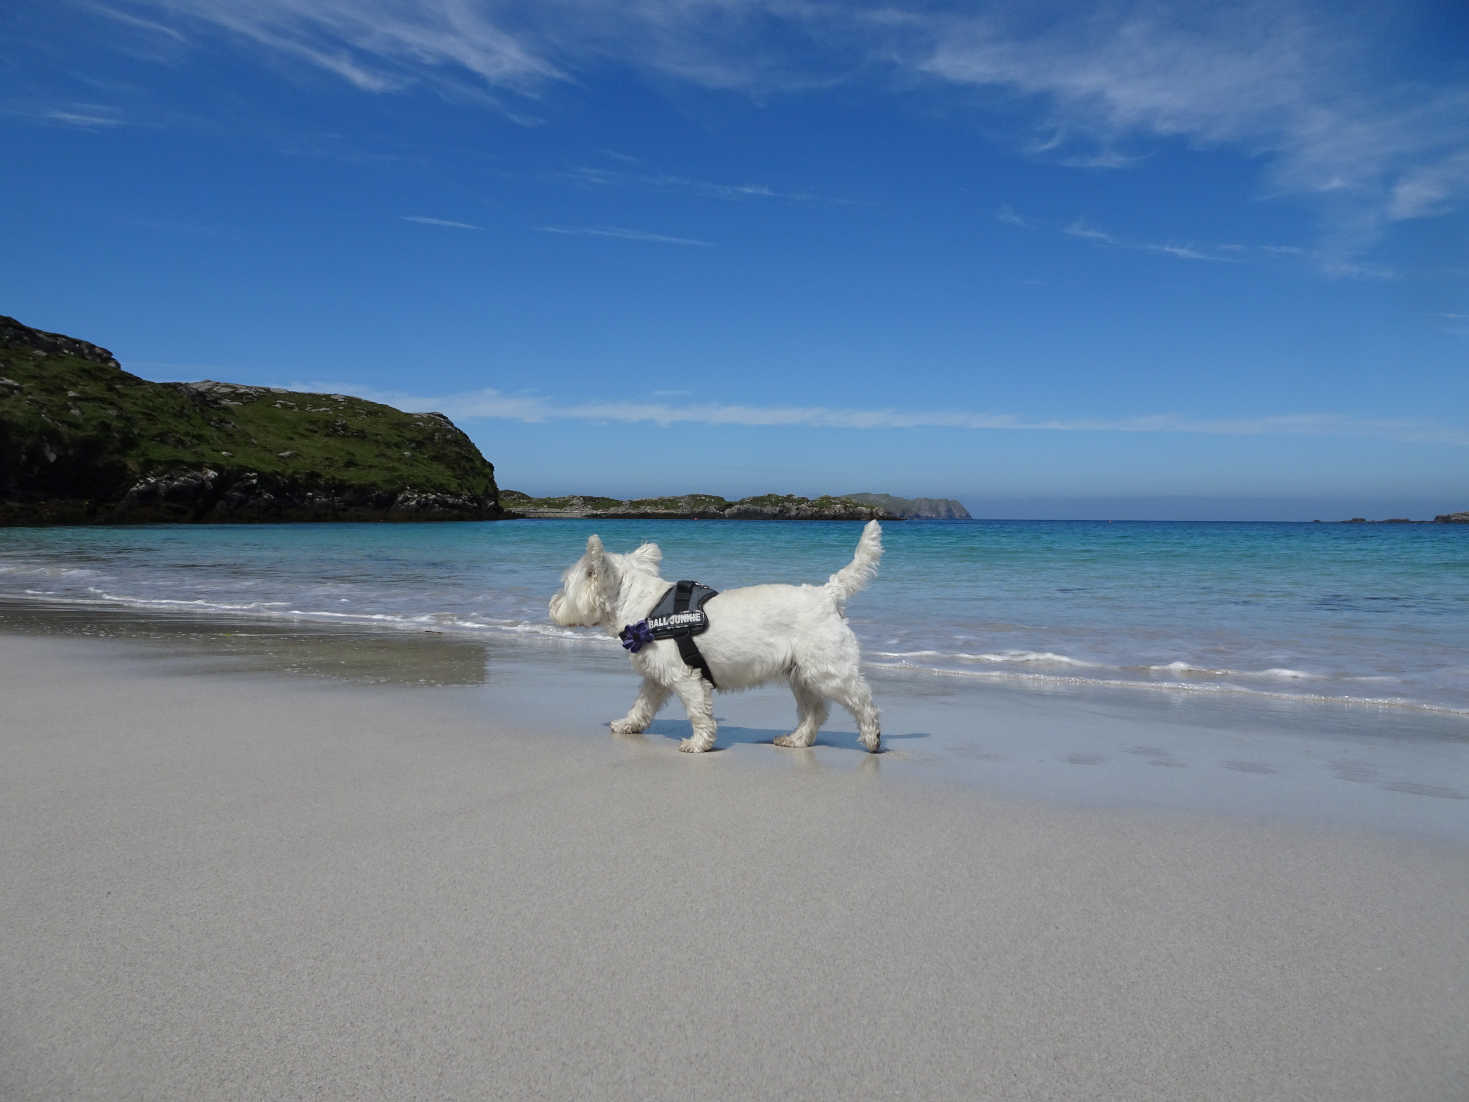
[3,619,1468,1099]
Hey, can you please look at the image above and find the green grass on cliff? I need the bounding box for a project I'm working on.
[1,335,496,501]
[1,314,502,523]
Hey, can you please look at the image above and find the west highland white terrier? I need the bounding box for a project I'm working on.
[549,521,884,753]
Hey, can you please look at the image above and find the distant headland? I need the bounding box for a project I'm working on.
[501,490,971,521]
[501,491,892,521]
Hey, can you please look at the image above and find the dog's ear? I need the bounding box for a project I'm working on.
[630,542,662,569]
[582,534,620,617]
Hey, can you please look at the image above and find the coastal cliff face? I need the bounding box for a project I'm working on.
[0,316,502,524]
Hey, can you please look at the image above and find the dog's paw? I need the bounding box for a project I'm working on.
[860,731,881,753]
[609,719,643,735]
[772,734,810,749]
[678,737,713,753]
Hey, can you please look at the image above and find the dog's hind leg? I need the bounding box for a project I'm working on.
[610,677,670,735]
[842,674,882,753]
[773,678,828,749]
[807,670,881,753]
[672,676,717,753]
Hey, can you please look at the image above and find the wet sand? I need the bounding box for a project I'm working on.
[3,620,1468,1100]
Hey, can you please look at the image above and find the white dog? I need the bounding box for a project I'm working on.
[549,521,884,753]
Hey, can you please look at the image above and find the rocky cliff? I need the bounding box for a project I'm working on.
[0,316,502,524]
[1435,512,1469,523]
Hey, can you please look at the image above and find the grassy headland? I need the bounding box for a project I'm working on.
[1,316,502,524]
[501,490,892,520]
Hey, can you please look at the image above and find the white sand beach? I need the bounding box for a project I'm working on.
[3,622,1468,1100]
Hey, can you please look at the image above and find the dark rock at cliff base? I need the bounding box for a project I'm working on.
[1435,512,1469,523]
[0,315,503,524]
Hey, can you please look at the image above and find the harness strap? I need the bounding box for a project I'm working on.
[673,578,695,611]
[675,633,718,689]
[671,580,718,688]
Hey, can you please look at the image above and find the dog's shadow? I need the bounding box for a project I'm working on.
[639,719,928,754]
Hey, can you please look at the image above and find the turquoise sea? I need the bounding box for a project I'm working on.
[2,518,1467,717]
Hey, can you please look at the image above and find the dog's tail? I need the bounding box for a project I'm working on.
[826,520,883,609]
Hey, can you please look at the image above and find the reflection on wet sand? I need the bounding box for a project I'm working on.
[0,600,493,686]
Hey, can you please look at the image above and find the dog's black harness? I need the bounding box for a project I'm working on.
[619,580,719,688]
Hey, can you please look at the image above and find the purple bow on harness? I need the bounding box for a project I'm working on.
[619,620,655,652]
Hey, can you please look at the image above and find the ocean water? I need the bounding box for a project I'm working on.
[2,518,1467,716]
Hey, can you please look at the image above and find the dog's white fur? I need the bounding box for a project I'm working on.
[549,521,883,753]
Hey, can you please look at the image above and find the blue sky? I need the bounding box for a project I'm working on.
[5,0,1467,519]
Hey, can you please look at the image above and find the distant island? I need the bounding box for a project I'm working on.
[500,490,972,521]
[501,491,893,521]
[841,493,971,519]
[1,315,502,524]
[1327,514,1468,524]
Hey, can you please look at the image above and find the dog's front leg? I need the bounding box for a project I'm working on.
[610,677,670,735]
[672,676,717,753]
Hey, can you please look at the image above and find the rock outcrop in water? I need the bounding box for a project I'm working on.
[1435,511,1469,523]
[0,315,503,524]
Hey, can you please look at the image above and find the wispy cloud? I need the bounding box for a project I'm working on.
[97,1,1469,259]
[10,100,134,130]
[128,0,563,101]
[537,225,713,247]
[1144,243,1220,262]
[277,381,1469,447]
[1319,258,1396,281]
[642,172,822,203]
[401,215,480,230]
[560,164,840,205]
[88,2,188,42]
[995,204,1029,228]
[1065,218,1238,263]
[1063,219,1118,246]
[914,2,1469,262]
[1055,150,1144,170]
[1388,151,1469,221]
[43,108,129,129]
